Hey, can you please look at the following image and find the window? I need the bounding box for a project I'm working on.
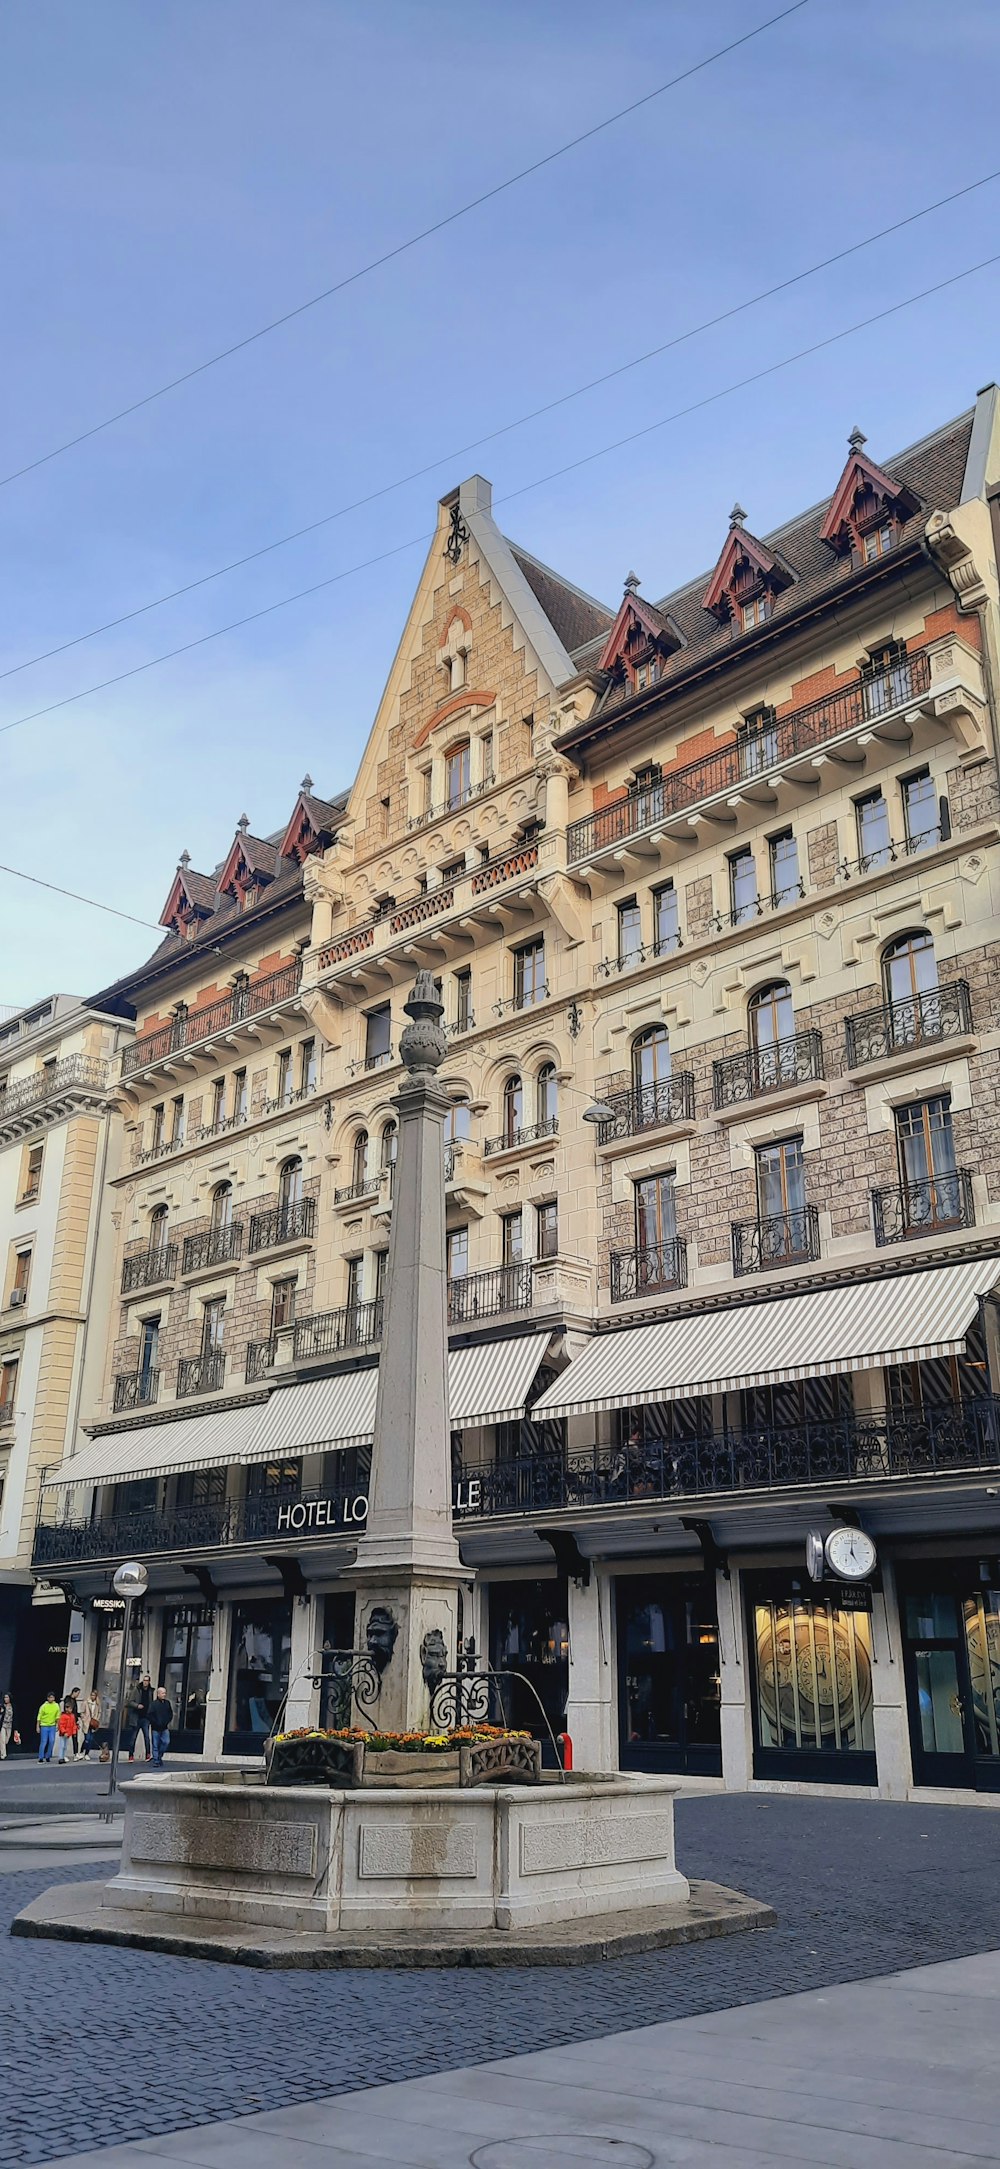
[653,884,680,955]
[749,981,794,1052]
[729,847,758,925]
[138,1316,160,1385]
[210,1078,226,1130]
[0,1357,17,1418]
[210,1182,233,1230]
[352,1131,369,1189]
[755,1137,805,1223]
[420,768,433,815]
[768,831,800,907]
[741,595,770,631]
[479,730,494,784]
[170,1096,185,1146]
[861,522,895,563]
[738,705,778,776]
[454,969,473,1032]
[151,1104,165,1152]
[275,1050,292,1106]
[10,1249,31,1305]
[502,1075,523,1145]
[513,941,546,1010]
[633,762,662,794]
[882,930,938,1009]
[895,1097,960,1228]
[201,1297,225,1354]
[278,1157,303,1211]
[855,789,892,871]
[380,1121,398,1175]
[617,898,643,967]
[239,885,259,913]
[535,1200,559,1260]
[445,742,471,810]
[20,1145,43,1204]
[445,1100,471,1143]
[501,1210,523,1266]
[536,1063,558,1129]
[365,1005,392,1067]
[232,1069,248,1122]
[901,769,939,855]
[345,1256,362,1313]
[374,894,396,920]
[149,1203,169,1254]
[440,858,464,885]
[271,1278,297,1332]
[632,1025,671,1095]
[633,659,659,692]
[447,1226,469,1280]
[635,1171,676,1252]
[861,640,912,717]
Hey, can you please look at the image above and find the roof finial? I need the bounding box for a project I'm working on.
[236,813,250,834]
[623,570,640,594]
[178,849,191,871]
[729,502,747,530]
[300,773,314,793]
[848,426,867,453]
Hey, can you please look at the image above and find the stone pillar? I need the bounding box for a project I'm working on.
[350,971,467,1736]
[565,1570,616,1772]
[203,1600,232,1761]
[870,1560,912,1799]
[284,1596,321,1731]
[717,1567,753,1792]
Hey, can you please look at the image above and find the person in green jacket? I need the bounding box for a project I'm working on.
[36,1694,60,1763]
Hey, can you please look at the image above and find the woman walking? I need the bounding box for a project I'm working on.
[0,1694,13,1758]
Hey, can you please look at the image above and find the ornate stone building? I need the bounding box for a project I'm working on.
[34,382,1000,1798]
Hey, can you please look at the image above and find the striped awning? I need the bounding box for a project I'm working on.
[532,1259,1000,1420]
[43,1404,262,1489]
[448,1335,551,1428]
[241,1369,379,1464]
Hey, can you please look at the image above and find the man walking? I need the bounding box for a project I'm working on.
[148,1685,173,1767]
[128,1674,154,1762]
[36,1693,60,1763]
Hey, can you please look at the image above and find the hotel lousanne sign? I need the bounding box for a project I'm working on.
[275,1478,482,1533]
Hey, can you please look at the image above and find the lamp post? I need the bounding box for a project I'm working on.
[102,1560,148,1819]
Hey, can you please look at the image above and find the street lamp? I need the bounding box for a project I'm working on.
[102,1560,149,1819]
[582,1103,614,1127]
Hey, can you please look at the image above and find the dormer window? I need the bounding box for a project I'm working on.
[741,595,771,632]
[820,429,919,562]
[701,508,793,631]
[597,583,683,705]
[861,522,895,564]
[239,884,259,913]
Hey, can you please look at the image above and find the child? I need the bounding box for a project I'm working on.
[55,1700,77,1764]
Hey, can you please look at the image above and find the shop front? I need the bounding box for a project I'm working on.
[158,1602,215,1753]
[745,1571,877,1785]
[898,1561,1000,1792]
[224,1595,293,1754]
[488,1578,568,1763]
[615,1571,721,1775]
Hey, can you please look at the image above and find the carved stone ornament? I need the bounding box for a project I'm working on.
[420,1627,449,1692]
[399,969,447,1074]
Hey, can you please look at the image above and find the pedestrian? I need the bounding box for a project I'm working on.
[148,1685,173,1767]
[36,1693,60,1763]
[128,1674,154,1762]
[55,1700,78,1763]
[0,1694,13,1758]
[68,1688,84,1757]
[78,1688,102,1756]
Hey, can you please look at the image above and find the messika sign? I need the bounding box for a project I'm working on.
[275,1478,482,1534]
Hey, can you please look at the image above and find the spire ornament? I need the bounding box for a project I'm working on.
[399,970,447,1075]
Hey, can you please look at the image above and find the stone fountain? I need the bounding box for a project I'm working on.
[13,974,771,1964]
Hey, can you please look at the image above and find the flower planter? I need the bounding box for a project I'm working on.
[265,1734,356,1787]
[362,1748,460,1788]
[265,1729,542,1789]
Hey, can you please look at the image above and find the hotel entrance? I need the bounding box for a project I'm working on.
[158,1603,214,1753]
[898,1564,1000,1792]
[615,1573,722,1775]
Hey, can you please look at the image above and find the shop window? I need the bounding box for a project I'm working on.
[749,1577,876,1779]
[160,1604,215,1748]
[225,1597,293,1750]
[19,1144,43,1204]
[616,1574,722,1775]
[488,1578,569,1762]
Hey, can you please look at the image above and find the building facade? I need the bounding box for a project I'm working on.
[33,383,1000,1799]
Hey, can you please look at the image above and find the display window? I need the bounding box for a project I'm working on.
[616,1573,721,1775]
[224,1597,292,1753]
[488,1579,568,1765]
[746,1573,876,1782]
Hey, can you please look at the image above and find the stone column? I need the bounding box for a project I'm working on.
[717,1566,753,1791]
[869,1559,912,1799]
[284,1596,321,1731]
[350,971,468,1735]
[203,1599,232,1761]
[565,1570,615,1771]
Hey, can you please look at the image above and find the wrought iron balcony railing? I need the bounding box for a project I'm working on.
[732,1205,820,1275]
[594,1074,696,1144]
[610,1239,688,1302]
[32,1472,370,1571]
[246,1335,278,1383]
[112,1369,160,1413]
[333,1176,380,1204]
[318,845,539,973]
[713,1030,824,1110]
[872,1170,975,1246]
[0,1054,110,1126]
[248,1197,316,1253]
[407,773,495,830]
[711,882,805,933]
[447,1263,533,1323]
[493,986,549,1018]
[176,1351,225,1398]
[453,1400,1000,1518]
[596,932,683,977]
[293,1300,384,1361]
[484,1118,558,1157]
[0,1400,14,1426]
[567,649,932,864]
[181,1223,244,1273]
[121,958,303,1076]
[845,981,972,1068]
[121,1244,177,1293]
[839,827,946,881]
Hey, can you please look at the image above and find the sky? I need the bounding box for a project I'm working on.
[1,0,998,1008]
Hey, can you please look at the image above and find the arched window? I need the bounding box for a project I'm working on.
[748,981,794,1051]
[278,1156,303,1210]
[882,930,937,1007]
[352,1131,369,1189]
[632,1026,671,1093]
[149,1203,168,1242]
[502,1074,523,1146]
[210,1182,232,1230]
[536,1063,558,1129]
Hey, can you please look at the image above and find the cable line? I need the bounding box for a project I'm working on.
[1,248,996,744]
[3,162,996,690]
[0,863,162,930]
[0,3,811,492]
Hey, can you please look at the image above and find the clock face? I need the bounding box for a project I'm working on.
[824,1526,877,1582]
[805,1532,826,1582]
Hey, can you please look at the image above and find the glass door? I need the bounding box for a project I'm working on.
[900,1574,1000,1791]
[488,1579,568,1765]
[616,1574,721,1775]
[159,1606,215,1753]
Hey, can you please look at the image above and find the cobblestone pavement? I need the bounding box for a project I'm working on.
[4,1792,1000,2165]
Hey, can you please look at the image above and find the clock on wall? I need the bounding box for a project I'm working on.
[806,1532,826,1582]
[824,1525,877,1582]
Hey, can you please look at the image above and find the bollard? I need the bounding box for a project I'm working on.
[557,1732,573,1771]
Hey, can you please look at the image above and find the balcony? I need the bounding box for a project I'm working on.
[713,1030,824,1111]
[317,842,541,977]
[248,1197,316,1253]
[839,827,947,881]
[176,1351,225,1398]
[453,1400,1000,1518]
[112,1369,160,1413]
[594,1074,696,1144]
[181,1223,244,1273]
[0,1400,14,1426]
[845,981,973,1069]
[333,1177,380,1205]
[872,1170,975,1246]
[246,1335,278,1383]
[0,1055,110,1140]
[493,987,549,1019]
[447,1263,533,1323]
[293,1301,384,1361]
[121,1244,177,1293]
[732,1205,820,1275]
[408,773,495,831]
[32,1472,370,1572]
[121,959,303,1078]
[711,882,806,933]
[597,934,682,978]
[610,1239,688,1302]
[348,1049,395,1076]
[484,1118,558,1157]
[566,649,933,866]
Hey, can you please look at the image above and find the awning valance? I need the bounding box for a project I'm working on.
[241,1370,379,1465]
[531,1259,1000,1421]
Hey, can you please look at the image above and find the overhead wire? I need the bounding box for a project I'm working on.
[0,863,163,930]
[3,162,998,690]
[0,2,812,494]
[1,248,998,746]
